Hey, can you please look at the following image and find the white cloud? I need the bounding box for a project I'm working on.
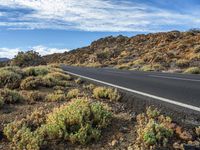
[0,48,20,59]
[0,46,69,58]
[0,0,199,32]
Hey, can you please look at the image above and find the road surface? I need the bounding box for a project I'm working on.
[61,65,200,112]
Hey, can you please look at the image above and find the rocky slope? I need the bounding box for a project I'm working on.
[44,30,200,73]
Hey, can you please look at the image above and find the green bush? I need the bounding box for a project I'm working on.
[21,91,45,103]
[45,90,66,102]
[134,107,174,149]
[184,67,200,74]
[10,50,46,67]
[46,99,112,144]
[0,89,24,104]
[23,66,49,76]
[12,126,42,150]
[75,78,83,84]
[140,65,153,71]
[3,110,45,150]
[46,72,71,81]
[93,87,121,101]
[0,69,22,89]
[176,59,190,68]
[20,76,43,90]
[67,89,80,99]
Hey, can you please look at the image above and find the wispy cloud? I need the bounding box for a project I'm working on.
[0,0,199,32]
[0,46,69,58]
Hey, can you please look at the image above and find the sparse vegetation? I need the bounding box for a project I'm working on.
[0,89,24,104]
[3,99,112,149]
[0,67,23,89]
[45,90,66,102]
[67,88,80,99]
[134,107,174,149]
[184,67,200,74]
[93,87,121,101]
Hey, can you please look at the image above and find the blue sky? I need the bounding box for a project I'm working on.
[0,0,200,58]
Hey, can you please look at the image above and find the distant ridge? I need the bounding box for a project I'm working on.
[0,58,9,62]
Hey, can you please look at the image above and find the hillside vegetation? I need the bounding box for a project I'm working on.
[44,30,200,73]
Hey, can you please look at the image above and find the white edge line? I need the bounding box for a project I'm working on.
[63,70,200,112]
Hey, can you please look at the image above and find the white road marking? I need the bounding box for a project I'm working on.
[63,70,200,112]
[149,75,200,82]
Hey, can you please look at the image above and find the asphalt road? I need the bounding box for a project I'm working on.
[61,65,200,112]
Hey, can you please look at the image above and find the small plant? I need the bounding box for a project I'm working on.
[140,65,154,71]
[134,107,174,149]
[12,126,42,150]
[0,89,24,104]
[93,87,121,101]
[75,78,83,84]
[46,99,112,144]
[20,76,43,90]
[23,66,50,76]
[67,89,79,99]
[83,84,95,91]
[21,91,45,103]
[184,67,200,74]
[176,59,190,68]
[46,72,71,81]
[45,90,66,102]
[0,68,22,89]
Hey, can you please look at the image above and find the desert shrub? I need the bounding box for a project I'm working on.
[21,91,45,103]
[193,45,200,53]
[0,66,23,74]
[176,59,190,68]
[42,74,71,87]
[183,67,200,74]
[132,59,145,66]
[20,76,43,90]
[0,89,24,104]
[83,84,95,91]
[12,126,42,150]
[115,64,130,70]
[67,89,79,99]
[140,65,153,71]
[46,99,112,144]
[45,90,66,102]
[93,87,121,101]
[134,107,174,149]
[46,72,71,81]
[4,116,44,150]
[0,68,22,89]
[4,108,46,141]
[75,77,83,84]
[10,50,46,67]
[0,96,4,108]
[23,66,50,76]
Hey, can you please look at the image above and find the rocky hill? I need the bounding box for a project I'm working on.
[45,30,200,73]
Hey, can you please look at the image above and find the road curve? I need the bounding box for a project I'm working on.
[61,65,200,112]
